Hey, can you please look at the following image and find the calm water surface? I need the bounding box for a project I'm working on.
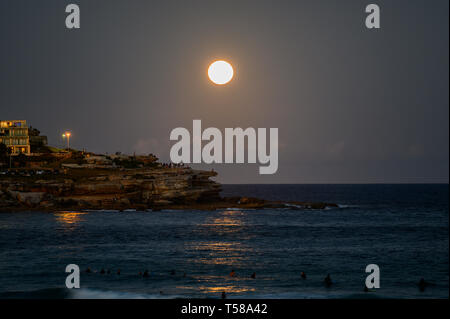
[0,184,448,298]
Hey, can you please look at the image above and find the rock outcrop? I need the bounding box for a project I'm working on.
[0,167,221,211]
[0,167,338,211]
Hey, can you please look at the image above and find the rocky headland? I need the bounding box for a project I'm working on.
[0,166,337,211]
[0,152,337,212]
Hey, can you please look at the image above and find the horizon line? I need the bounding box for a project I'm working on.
[220,182,449,185]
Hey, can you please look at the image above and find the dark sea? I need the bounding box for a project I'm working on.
[0,184,448,299]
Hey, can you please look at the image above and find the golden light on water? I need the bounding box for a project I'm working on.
[176,285,255,295]
[208,60,234,85]
[197,285,256,294]
[190,241,251,266]
[186,210,253,266]
[54,211,86,230]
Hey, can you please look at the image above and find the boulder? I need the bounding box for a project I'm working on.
[17,192,46,206]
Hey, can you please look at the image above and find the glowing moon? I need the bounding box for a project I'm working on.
[208,60,234,85]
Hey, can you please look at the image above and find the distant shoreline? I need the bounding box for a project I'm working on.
[219,182,450,185]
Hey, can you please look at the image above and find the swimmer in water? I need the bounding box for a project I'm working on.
[418,278,431,292]
[229,270,236,277]
[324,274,332,287]
[117,269,121,275]
[301,272,307,280]
[250,272,256,279]
[100,268,105,274]
[221,291,226,299]
[143,270,149,278]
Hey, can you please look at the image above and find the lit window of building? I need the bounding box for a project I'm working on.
[0,120,31,155]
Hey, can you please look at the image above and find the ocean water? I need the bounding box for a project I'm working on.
[0,184,448,299]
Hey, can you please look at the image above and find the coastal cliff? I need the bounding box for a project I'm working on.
[0,166,338,211]
[0,167,223,211]
[0,149,337,211]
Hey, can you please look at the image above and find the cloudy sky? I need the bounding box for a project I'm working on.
[0,0,448,183]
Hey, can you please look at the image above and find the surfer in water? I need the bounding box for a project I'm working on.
[324,274,332,287]
[418,278,434,292]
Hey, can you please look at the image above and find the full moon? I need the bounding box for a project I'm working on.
[208,60,234,85]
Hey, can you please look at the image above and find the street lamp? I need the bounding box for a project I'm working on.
[62,132,72,151]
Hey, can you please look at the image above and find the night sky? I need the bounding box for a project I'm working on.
[0,0,448,183]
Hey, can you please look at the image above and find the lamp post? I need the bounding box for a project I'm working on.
[62,132,72,151]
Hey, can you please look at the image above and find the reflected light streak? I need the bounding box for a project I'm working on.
[54,211,87,229]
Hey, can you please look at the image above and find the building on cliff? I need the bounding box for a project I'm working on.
[28,127,48,149]
[0,120,31,155]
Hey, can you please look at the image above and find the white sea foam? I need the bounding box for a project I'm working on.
[68,288,181,299]
[283,203,302,209]
[337,204,359,209]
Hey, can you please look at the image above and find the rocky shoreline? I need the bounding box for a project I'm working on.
[0,167,337,212]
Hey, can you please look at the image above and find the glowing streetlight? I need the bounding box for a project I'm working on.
[62,132,72,151]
